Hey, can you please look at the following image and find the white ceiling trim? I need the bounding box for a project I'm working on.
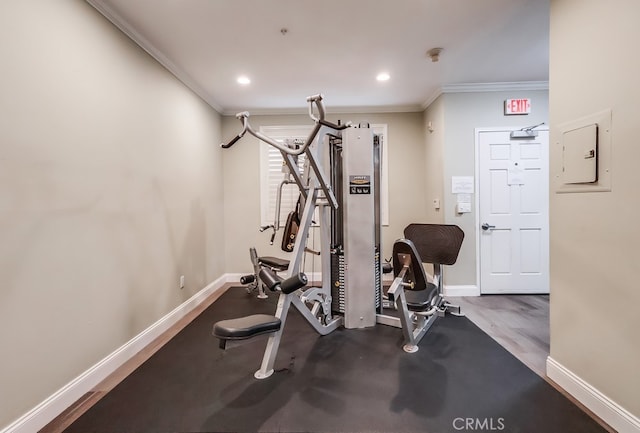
[86,0,224,113]
[222,104,426,117]
[88,0,426,116]
[421,88,444,111]
[421,81,549,111]
[87,1,548,116]
[221,81,550,116]
[441,81,549,93]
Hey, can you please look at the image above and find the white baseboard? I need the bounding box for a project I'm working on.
[547,357,640,433]
[444,285,480,297]
[226,273,478,295]
[1,275,229,433]
[225,271,324,283]
[224,272,248,283]
[227,274,476,297]
[229,271,398,284]
[229,271,395,284]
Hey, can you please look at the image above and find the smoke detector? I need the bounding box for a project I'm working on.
[427,47,443,62]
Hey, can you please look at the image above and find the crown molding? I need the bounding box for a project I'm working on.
[421,88,444,111]
[421,81,548,110]
[224,82,550,116]
[86,0,224,114]
[222,104,425,117]
[441,81,549,93]
[84,2,549,116]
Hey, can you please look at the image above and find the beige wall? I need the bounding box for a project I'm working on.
[441,90,549,285]
[549,0,640,416]
[0,1,224,428]
[12,0,632,429]
[222,111,428,274]
[221,91,551,288]
[422,96,446,225]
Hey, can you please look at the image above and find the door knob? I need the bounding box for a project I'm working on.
[481,223,496,231]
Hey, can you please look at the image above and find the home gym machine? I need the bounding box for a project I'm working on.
[213,94,383,378]
[213,94,463,378]
[240,139,306,299]
[386,223,465,353]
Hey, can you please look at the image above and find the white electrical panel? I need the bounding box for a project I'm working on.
[562,123,598,184]
[554,109,612,194]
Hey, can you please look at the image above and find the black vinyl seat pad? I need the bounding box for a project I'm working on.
[259,256,289,270]
[405,283,438,310]
[212,314,281,340]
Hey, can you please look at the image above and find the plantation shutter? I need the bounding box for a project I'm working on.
[259,124,388,228]
[259,126,312,227]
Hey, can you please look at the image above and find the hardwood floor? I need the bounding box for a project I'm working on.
[447,294,549,378]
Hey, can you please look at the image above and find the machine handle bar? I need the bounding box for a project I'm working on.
[220,133,243,149]
[259,224,277,245]
[306,94,349,131]
[220,95,349,153]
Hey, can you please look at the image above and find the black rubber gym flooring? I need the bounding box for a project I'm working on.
[64,287,607,433]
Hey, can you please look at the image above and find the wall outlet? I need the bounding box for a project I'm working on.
[179,275,185,289]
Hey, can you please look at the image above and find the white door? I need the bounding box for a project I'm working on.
[478,128,549,294]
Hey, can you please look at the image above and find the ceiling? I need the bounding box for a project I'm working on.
[87,0,549,115]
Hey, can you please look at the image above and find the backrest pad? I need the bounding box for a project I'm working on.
[403,224,464,266]
[392,239,428,291]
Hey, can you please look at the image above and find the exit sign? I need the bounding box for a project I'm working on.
[504,98,531,115]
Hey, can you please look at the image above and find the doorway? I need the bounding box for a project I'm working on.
[476,128,550,294]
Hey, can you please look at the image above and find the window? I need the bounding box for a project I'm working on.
[259,124,389,227]
[259,126,313,228]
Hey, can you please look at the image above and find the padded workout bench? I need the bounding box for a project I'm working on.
[213,271,308,369]
[387,224,464,353]
[241,247,290,299]
[213,314,282,350]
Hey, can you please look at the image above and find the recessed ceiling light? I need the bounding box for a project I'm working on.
[237,76,251,85]
[376,72,390,82]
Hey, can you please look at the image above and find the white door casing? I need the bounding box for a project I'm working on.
[477,128,549,294]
